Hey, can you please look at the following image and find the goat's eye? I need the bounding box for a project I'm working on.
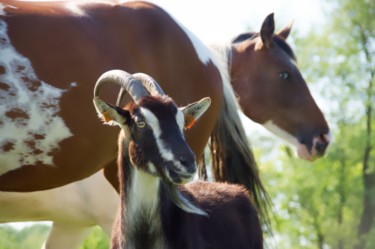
[279,72,289,80]
[136,121,146,128]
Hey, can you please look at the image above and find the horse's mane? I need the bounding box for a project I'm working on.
[205,43,271,226]
[232,32,297,61]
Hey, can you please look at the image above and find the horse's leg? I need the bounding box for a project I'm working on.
[84,168,118,237]
[42,222,93,249]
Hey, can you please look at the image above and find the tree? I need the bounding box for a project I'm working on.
[314,0,374,248]
[258,0,374,248]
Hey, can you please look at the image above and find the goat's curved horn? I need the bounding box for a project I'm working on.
[132,73,165,96]
[94,70,149,104]
[116,72,165,106]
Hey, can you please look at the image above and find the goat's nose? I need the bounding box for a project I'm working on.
[178,154,196,173]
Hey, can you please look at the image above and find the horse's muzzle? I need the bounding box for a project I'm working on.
[297,131,331,161]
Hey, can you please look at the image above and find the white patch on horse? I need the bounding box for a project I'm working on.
[65,2,86,16]
[0,20,72,175]
[0,3,17,16]
[0,4,5,15]
[263,120,298,147]
[70,82,78,88]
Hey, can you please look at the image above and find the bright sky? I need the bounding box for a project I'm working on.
[147,0,327,42]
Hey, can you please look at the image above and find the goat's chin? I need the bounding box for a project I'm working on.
[166,170,195,185]
[179,176,194,184]
[163,181,208,217]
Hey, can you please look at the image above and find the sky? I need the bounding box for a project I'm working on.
[147,0,327,42]
[3,0,329,230]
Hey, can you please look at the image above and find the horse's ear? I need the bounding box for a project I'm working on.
[260,13,275,49]
[276,20,294,40]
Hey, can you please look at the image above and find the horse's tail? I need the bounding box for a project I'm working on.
[209,80,271,226]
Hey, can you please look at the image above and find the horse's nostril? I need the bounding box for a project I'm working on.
[314,131,331,155]
[315,141,328,155]
[322,131,331,143]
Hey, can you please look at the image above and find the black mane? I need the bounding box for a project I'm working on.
[231,32,296,61]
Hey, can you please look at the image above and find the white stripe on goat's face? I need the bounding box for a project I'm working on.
[140,107,174,162]
[138,106,196,184]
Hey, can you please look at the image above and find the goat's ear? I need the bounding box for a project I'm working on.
[180,97,211,130]
[93,97,129,126]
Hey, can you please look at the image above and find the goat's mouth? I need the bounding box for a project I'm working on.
[163,181,208,217]
[163,161,196,184]
[165,169,195,185]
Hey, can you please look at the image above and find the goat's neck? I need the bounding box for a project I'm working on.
[126,167,160,217]
[120,155,166,249]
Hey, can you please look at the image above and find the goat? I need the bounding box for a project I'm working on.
[93,70,263,249]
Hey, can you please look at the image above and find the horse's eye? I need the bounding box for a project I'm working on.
[279,72,289,80]
[136,121,146,128]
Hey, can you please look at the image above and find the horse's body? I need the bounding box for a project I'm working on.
[0,0,329,189]
[0,0,224,191]
[1,1,330,246]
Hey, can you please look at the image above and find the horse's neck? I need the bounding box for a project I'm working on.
[120,159,166,249]
[208,43,231,77]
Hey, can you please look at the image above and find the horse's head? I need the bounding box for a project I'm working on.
[230,13,330,161]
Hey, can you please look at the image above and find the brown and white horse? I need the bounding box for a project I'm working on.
[0,0,330,222]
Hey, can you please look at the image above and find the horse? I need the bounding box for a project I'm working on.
[0,0,330,226]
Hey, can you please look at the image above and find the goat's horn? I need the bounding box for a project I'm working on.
[116,72,165,106]
[132,73,165,96]
[94,70,148,104]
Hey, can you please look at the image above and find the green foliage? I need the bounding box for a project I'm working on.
[0,226,18,249]
[259,125,366,248]
[258,0,374,248]
[0,224,50,249]
[0,224,109,249]
[79,226,109,249]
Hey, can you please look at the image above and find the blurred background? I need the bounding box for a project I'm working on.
[1,0,374,248]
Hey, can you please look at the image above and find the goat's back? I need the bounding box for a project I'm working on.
[162,181,263,249]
